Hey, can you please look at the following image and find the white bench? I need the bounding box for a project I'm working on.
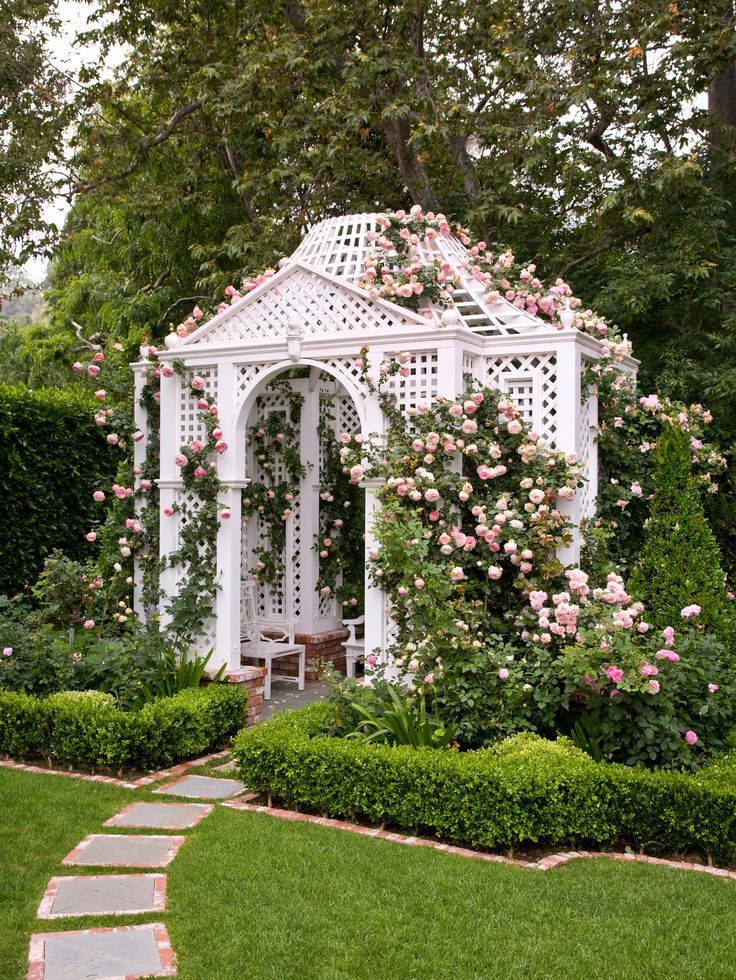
[240,580,305,700]
[342,615,365,678]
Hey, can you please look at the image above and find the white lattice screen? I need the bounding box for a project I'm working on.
[486,353,557,444]
[387,351,439,414]
[188,268,423,345]
[179,367,218,445]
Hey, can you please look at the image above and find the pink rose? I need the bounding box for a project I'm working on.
[83,620,95,629]
[424,673,434,685]
[708,683,719,694]
[680,604,701,619]
[174,454,188,467]
[414,578,425,590]
[3,647,13,656]
[606,665,624,684]
[94,389,106,399]
[163,507,174,517]
[85,532,97,542]
[133,431,145,442]
[684,730,698,745]
[498,668,509,680]
[214,440,228,454]
[93,491,105,503]
[189,439,203,452]
[647,679,660,694]
[87,364,100,377]
[193,466,207,478]
[366,654,377,666]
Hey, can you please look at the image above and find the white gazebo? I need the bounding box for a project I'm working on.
[132,213,637,674]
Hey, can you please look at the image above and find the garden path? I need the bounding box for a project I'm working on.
[28,777,246,977]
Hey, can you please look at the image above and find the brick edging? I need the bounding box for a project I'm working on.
[221,799,736,881]
[0,749,230,790]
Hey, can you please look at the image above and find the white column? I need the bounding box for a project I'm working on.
[132,366,148,617]
[213,362,244,670]
[297,378,324,634]
[554,338,583,566]
[362,476,385,660]
[435,337,463,399]
[157,367,181,625]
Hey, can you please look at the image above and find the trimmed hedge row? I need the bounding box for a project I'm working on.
[0,683,246,770]
[233,704,736,864]
[0,384,118,594]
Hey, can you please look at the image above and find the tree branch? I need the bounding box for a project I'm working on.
[71,321,102,350]
[137,270,170,295]
[156,295,211,328]
[223,141,263,232]
[74,100,203,195]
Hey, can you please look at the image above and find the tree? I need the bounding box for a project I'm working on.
[34,0,736,432]
[629,425,735,645]
[0,0,70,283]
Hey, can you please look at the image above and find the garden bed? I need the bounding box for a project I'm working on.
[232,703,736,865]
[0,683,246,772]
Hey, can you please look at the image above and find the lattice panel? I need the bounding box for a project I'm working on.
[387,351,439,415]
[505,377,535,426]
[179,367,218,446]
[485,354,557,445]
[292,213,377,279]
[186,268,422,345]
[243,391,299,624]
[235,362,270,405]
[322,357,367,397]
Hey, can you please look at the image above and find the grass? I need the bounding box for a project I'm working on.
[5,765,736,979]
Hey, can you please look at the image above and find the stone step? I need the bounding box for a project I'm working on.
[154,774,245,799]
[105,801,212,830]
[28,922,175,979]
[63,834,186,868]
[38,873,166,919]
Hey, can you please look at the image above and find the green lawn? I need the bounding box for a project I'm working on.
[4,766,736,979]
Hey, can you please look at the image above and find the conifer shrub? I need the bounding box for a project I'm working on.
[629,425,735,647]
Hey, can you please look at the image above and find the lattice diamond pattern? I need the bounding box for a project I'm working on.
[387,351,439,415]
[187,269,422,346]
[179,368,218,446]
[485,354,557,445]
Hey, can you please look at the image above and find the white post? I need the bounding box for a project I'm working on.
[132,366,148,618]
[157,367,181,626]
[362,345,387,662]
[213,362,244,670]
[554,338,583,566]
[297,378,323,633]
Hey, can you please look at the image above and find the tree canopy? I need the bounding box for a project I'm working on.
[3,0,736,432]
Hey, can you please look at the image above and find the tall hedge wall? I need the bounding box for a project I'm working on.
[0,384,118,595]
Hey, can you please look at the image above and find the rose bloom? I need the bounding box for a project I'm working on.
[507,419,523,434]
[680,604,701,618]
[684,730,698,745]
[93,491,105,503]
[498,667,509,680]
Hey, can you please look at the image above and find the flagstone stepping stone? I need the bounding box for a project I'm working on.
[105,801,212,829]
[213,759,237,772]
[28,922,175,979]
[37,874,166,919]
[155,773,245,799]
[63,834,185,868]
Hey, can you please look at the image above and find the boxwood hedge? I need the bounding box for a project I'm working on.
[0,384,119,595]
[233,704,736,864]
[0,683,246,771]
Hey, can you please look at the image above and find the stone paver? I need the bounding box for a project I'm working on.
[38,874,166,919]
[105,801,213,829]
[63,834,186,868]
[263,679,329,720]
[28,922,175,979]
[155,774,245,799]
[212,759,237,772]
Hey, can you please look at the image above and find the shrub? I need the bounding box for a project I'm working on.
[233,705,736,864]
[0,384,118,595]
[629,425,735,645]
[0,683,246,770]
[0,689,48,757]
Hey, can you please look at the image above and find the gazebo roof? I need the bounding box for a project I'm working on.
[291,212,548,336]
[178,212,552,350]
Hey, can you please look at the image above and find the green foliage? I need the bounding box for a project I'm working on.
[344,684,457,749]
[0,683,246,770]
[629,426,735,644]
[233,704,736,863]
[0,384,118,595]
[142,647,226,702]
